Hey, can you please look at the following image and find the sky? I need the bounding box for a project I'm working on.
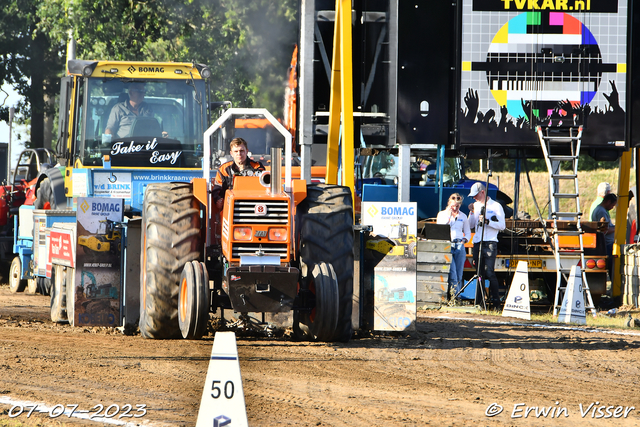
[0,84,27,169]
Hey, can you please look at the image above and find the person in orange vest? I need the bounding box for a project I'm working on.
[211,138,265,210]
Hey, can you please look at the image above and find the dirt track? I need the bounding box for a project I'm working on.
[1,284,640,426]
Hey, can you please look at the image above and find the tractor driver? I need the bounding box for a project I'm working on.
[212,137,265,210]
[104,83,154,138]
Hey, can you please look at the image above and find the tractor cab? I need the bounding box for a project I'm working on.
[56,60,212,213]
[74,75,208,169]
[389,223,409,242]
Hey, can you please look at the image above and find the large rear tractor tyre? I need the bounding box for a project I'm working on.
[9,256,26,293]
[297,184,354,342]
[139,182,202,339]
[295,262,340,342]
[50,265,68,323]
[178,261,210,339]
[34,177,53,209]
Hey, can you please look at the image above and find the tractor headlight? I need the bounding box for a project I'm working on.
[268,228,287,241]
[233,227,252,241]
[201,67,211,78]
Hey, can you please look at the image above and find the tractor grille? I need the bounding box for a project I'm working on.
[233,200,289,224]
[232,243,289,259]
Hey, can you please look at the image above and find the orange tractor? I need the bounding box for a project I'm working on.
[138,108,355,342]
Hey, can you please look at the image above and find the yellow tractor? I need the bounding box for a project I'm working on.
[78,219,122,255]
[388,223,417,258]
[365,223,416,258]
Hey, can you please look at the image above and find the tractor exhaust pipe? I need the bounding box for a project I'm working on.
[270,147,282,195]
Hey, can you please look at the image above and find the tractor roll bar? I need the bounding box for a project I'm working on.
[203,108,293,192]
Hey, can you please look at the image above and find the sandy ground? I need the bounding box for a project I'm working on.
[1,284,640,426]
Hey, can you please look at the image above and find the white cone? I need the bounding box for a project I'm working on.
[558,265,587,325]
[196,332,248,427]
[502,261,531,320]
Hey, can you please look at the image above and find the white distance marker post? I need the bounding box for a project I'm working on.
[196,332,248,427]
[502,261,531,320]
[558,265,587,325]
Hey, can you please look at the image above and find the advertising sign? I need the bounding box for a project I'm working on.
[93,172,133,199]
[73,197,123,327]
[33,216,47,276]
[48,228,76,279]
[362,202,417,331]
[49,230,75,267]
[459,0,629,148]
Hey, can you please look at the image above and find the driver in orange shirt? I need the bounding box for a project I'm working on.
[211,138,265,210]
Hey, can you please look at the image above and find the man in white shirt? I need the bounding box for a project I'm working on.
[467,182,506,309]
[437,193,471,298]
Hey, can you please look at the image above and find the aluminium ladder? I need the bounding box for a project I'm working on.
[536,125,597,316]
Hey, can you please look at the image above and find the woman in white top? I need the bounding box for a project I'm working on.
[436,193,471,298]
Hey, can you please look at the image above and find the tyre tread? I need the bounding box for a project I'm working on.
[139,183,201,339]
[298,184,354,342]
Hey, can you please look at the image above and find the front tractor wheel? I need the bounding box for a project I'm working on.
[178,260,210,339]
[9,256,26,293]
[139,182,202,339]
[295,262,340,342]
[407,241,417,258]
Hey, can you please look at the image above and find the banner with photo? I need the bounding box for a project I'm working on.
[362,202,417,331]
[73,197,123,327]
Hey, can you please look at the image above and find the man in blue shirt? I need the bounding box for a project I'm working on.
[591,193,617,280]
[589,182,611,221]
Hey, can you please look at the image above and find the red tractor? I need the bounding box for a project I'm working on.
[5,148,57,293]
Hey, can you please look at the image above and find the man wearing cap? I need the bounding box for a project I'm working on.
[588,182,611,222]
[467,182,506,309]
[591,192,618,280]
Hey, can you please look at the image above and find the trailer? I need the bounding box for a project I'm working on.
[7,148,58,294]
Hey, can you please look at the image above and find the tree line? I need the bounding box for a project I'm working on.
[466,155,619,173]
[0,0,297,149]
